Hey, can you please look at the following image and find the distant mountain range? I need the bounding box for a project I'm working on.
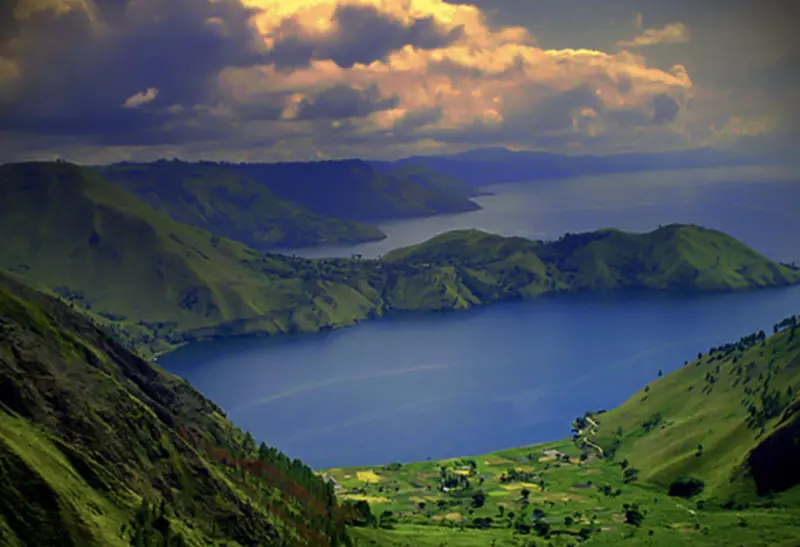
[93,159,483,250]
[371,145,793,186]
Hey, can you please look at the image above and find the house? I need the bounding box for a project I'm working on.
[321,475,343,491]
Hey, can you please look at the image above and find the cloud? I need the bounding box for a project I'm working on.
[650,94,681,124]
[265,3,463,70]
[293,84,399,120]
[122,88,159,109]
[618,22,690,47]
[0,0,705,161]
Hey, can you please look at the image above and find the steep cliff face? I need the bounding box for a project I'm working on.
[747,397,800,496]
[0,273,350,546]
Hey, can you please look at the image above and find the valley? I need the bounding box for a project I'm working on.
[1,159,799,546]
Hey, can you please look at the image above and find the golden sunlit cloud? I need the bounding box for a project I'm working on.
[122,88,160,109]
[8,0,786,163]
[218,0,693,146]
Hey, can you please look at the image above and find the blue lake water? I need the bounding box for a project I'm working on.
[161,165,800,469]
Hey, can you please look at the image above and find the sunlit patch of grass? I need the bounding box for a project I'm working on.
[356,470,382,483]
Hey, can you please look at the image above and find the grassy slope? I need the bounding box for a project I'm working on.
[589,322,800,504]
[0,162,384,355]
[1,162,798,358]
[97,161,387,249]
[0,273,354,546]
[328,321,800,547]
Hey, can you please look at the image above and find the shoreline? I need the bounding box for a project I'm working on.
[145,280,800,362]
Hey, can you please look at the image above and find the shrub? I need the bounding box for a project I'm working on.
[668,477,705,498]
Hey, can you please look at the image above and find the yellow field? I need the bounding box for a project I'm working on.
[432,512,462,521]
[340,494,390,503]
[500,482,541,491]
[356,470,382,483]
[409,496,438,503]
[452,469,471,476]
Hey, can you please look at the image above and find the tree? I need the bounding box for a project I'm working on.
[532,519,551,537]
[658,369,663,377]
[623,503,645,527]
[623,467,639,483]
[471,492,486,509]
[668,477,705,499]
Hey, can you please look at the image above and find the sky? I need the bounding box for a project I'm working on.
[0,0,797,163]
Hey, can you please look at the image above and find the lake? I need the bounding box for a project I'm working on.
[161,165,800,469]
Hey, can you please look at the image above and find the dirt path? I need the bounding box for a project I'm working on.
[577,416,605,457]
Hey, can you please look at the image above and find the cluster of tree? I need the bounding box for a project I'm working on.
[499,467,539,484]
[707,330,767,358]
[179,429,357,546]
[121,500,186,547]
[619,459,640,483]
[773,314,799,333]
[668,477,705,498]
[439,466,472,492]
[597,484,623,497]
[623,503,645,526]
[642,412,664,433]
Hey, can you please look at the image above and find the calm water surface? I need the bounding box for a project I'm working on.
[162,165,800,469]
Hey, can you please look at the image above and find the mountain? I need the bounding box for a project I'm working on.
[0,271,362,546]
[367,162,491,200]
[230,159,482,220]
[324,317,800,546]
[386,147,776,186]
[1,162,798,357]
[0,161,385,356]
[381,225,800,295]
[95,160,386,250]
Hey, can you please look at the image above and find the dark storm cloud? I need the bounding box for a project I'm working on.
[0,0,268,141]
[616,73,633,94]
[650,94,680,124]
[393,107,445,135]
[295,84,399,120]
[267,3,463,70]
[526,85,604,132]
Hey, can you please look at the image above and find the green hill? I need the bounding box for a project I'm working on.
[384,225,800,293]
[95,160,386,250]
[0,272,364,546]
[586,315,800,505]
[0,161,384,355]
[1,162,798,357]
[325,318,800,547]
